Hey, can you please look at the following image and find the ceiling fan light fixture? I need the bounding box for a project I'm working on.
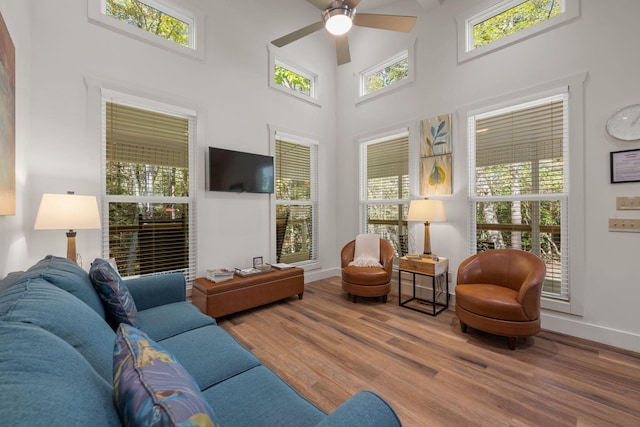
[323,5,355,36]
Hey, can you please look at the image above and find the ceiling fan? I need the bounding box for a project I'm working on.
[271,0,417,65]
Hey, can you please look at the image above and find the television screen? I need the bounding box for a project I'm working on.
[208,147,274,193]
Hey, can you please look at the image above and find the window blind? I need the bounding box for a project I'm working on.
[469,93,568,299]
[103,99,195,282]
[360,134,409,257]
[275,135,318,265]
[106,102,189,169]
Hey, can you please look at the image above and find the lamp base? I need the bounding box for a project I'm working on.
[66,230,77,261]
[423,221,432,255]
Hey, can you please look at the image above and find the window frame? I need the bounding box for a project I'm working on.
[88,0,205,60]
[100,88,197,282]
[356,43,416,106]
[460,72,587,315]
[358,129,411,260]
[268,47,320,106]
[456,0,579,63]
[270,128,320,271]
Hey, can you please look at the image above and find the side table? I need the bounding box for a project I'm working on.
[398,256,449,316]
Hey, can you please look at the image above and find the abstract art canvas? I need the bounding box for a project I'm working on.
[420,154,452,196]
[420,114,452,196]
[0,12,15,216]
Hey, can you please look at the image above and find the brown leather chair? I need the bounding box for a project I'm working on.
[341,239,394,303]
[455,249,546,350]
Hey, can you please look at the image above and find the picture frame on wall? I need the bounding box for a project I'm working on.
[253,256,264,268]
[0,12,15,216]
[420,114,453,196]
[610,149,640,184]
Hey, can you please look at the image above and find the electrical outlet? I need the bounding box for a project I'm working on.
[609,218,640,232]
[616,197,640,210]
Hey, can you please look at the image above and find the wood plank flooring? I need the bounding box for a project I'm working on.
[217,276,640,426]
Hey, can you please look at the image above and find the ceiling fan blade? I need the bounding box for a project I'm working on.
[334,35,351,66]
[353,13,417,32]
[306,0,334,10]
[271,21,325,47]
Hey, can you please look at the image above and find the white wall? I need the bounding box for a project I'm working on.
[1,0,639,353]
[336,0,640,352]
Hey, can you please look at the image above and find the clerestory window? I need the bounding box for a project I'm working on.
[457,0,579,63]
[358,49,414,104]
[268,49,319,105]
[88,0,205,59]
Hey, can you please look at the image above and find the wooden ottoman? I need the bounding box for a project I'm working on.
[192,267,304,318]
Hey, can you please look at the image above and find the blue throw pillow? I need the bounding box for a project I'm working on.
[113,324,220,427]
[90,258,140,328]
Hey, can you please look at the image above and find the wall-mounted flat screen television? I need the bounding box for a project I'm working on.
[208,147,274,193]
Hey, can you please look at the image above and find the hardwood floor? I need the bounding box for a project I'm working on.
[217,276,640,426]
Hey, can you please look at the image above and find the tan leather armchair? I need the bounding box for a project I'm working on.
[455,249,546,350]
[341,239,394,303]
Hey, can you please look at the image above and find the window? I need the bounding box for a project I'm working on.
[88,0,205,59]
[106,0,190,47]
[268,49,319,105]
[274,132,318,266]
[468,93,567,300]
[360,133,410,259]
[361,51,409,96]
[102,91,196,282]
[358,48,414,104]
[457,0,579,63]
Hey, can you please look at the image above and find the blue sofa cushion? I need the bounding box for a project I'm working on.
[0,270,24,292]
[0,278,115,383]
[202,365,326,427]
[0,322,121,426]
[114,324,220,427]
[20,255,106,318]
[159,325,261,390]
[90,258,140,328]
[137,301,215,342]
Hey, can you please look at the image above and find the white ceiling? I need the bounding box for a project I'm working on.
[357,0,444,12]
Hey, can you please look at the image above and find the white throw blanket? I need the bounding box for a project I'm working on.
[348,234,383,268]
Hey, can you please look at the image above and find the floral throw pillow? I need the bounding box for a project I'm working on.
[89,258,140,328]
[113,324,220,427]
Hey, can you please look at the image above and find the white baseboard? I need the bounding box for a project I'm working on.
[541,312,640,353]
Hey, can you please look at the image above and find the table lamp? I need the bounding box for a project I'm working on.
[407,199,446,255]
[34,192,101,261]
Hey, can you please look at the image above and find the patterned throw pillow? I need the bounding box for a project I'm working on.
[113,324,220,427]
[89,258,140,328]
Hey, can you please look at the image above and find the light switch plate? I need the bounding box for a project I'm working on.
[616,197,640,210]
[609,218,640,232]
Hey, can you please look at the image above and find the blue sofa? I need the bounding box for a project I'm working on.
[0,256,401,426]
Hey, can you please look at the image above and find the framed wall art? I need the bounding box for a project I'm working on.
[420,114,452,195]
[611,149,640,184]
[0,11,15,216]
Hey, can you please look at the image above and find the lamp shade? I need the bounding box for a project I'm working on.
[407,199,446,223]
[34,193,101,231]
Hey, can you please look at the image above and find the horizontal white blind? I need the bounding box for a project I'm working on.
[367,136,409,180]
[103,99,195,282]
[361,134,409,257]
[470,93,568,299]
[276,139,311,200]
[275,136,318,265]
[106,102,189,169]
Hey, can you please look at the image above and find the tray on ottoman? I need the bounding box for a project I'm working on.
[192,267,304,318]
